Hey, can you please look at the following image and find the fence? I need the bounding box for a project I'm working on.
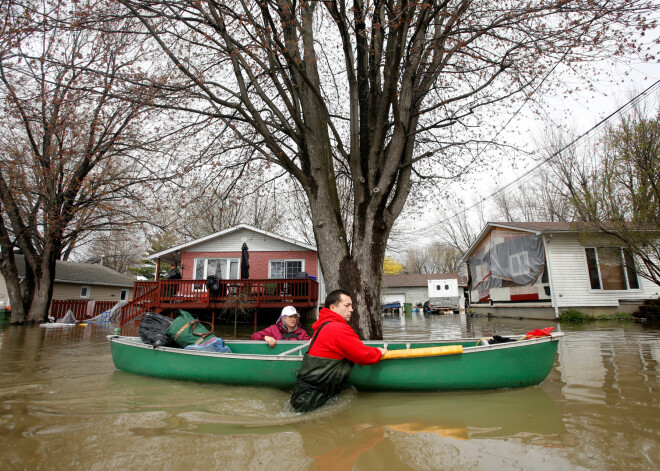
[50,299,118,320]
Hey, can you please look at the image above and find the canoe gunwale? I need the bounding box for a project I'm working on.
[107,332,563,361]
[107,335,306,361]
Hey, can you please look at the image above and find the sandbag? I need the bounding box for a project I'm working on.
[139,313,178,347]
[166,310,216,347]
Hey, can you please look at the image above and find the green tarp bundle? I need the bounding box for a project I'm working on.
[166,310,216,347]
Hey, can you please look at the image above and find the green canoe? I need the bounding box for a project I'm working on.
[108,333,562,391]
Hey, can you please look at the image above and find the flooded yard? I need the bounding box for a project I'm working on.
[0,313,658,470]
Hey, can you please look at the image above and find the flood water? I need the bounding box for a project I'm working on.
[0,313,658,470]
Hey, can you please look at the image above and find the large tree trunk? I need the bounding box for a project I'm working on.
[311,219,387,339]
[308,177,391,339]
[0,257,28,323]
[26,261,56,323]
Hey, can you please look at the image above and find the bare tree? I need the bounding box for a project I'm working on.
[491,178,575,223]
[403,241,463,274]
[550,104,660,286]
[166,174,287,240]
[75,229,146,274]
[0,1,183,323]
[119,0,658,338]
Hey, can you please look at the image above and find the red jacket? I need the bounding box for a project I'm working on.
[308,308,382,365]
[250,319,311,341]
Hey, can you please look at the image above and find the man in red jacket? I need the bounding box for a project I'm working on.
[290,289,386,412]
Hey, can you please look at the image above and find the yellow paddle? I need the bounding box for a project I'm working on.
[380,345,462,360]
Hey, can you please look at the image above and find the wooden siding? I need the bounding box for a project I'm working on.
[190,227,311,253]
[547,233,659,308]
[52,282,133,302]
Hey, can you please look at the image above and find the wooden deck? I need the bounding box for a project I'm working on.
[120,278,319,326]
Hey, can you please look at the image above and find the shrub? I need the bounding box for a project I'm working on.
[596,312,634,321]
[559,309,589,322]
[614,312,635,321]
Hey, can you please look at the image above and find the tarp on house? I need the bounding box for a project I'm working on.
[467,229,545,300]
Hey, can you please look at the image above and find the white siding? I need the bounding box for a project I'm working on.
[382,293,405,305]
[547,233,659,308]
[193,228,310,253]
[382,286,428,306]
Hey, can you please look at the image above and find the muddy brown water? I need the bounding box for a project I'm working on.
[0,313,658,470]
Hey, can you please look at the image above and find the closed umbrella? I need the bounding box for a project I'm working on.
[241,243,250,279]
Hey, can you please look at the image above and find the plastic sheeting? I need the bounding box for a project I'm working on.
[467,229,545,300]
[85,301,128,324]
[490,233,545,285]
[60,310,78,324]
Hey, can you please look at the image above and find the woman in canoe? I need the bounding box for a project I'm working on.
[251,306,311,347]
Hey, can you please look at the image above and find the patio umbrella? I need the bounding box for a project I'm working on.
[241,242,250,279]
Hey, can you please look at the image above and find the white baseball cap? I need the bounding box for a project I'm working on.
[281,306,299,317]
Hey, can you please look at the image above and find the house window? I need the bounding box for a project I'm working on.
[80,286,90,298]
[585,247,639,290]
[193,258,240,280]
[623,250,640,289]
[510,251,529,276]
[269,260,304,279]
[120,289,128,301]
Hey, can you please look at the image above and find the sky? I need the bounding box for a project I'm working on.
[395,50,660,250]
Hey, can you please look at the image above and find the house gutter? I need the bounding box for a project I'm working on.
[543,234,559,319]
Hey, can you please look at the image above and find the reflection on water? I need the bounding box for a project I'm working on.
[0,315,658,470]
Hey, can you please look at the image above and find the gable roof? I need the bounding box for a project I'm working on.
[149,224,316,261]
[384,273,468,288]
[7,255,135,287]
[486,222,575,232]
[461,221,584,262]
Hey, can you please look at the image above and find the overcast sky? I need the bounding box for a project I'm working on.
[392,44,660,253]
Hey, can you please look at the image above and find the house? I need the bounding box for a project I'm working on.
[120,224,323,325]
[461,222,660,320]
[381,273,468,309]
[0,254,135,316]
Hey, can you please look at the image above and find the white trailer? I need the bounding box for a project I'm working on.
[427,279,461,313]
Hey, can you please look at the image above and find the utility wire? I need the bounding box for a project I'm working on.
[422,78,660,231]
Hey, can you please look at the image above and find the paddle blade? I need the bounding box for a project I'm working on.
[381,345,463,360]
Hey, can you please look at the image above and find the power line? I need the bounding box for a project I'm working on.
[422,78,660,231]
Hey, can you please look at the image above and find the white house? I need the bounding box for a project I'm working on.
[461,222,660,320]
[381,273,468,309]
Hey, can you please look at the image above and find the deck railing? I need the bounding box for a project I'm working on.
[120,278,319,325]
